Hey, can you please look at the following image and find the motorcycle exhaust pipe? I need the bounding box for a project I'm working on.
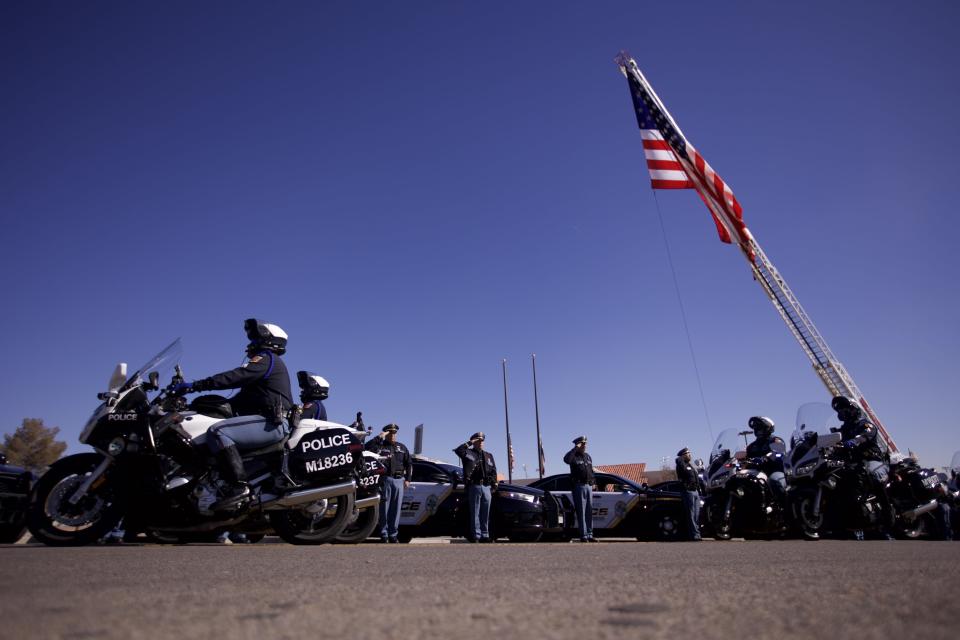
[263,479,356,510]
[355,495,381,510]
[900,499,939,522]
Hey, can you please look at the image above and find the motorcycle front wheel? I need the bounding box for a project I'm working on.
[27,454,124,547]
[269,492,355,545]
[794,493,823,540]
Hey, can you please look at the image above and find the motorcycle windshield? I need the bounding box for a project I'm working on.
[120,338,183,392]
[792,402,840,446]
[951,450,960,473]
[710,428,748,465]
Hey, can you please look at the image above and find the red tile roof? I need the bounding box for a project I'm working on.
[596,462,647,486]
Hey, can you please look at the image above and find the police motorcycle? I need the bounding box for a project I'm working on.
[787,402,905,539]
[332,412,387,544]
[26,340,367,546]
[702,428,790,540]
[885,452,947,539]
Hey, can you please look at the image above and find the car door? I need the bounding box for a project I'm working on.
[399,461,456,526]
[591,474,641,532]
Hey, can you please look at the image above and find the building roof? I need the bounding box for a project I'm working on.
[596,462,647,486]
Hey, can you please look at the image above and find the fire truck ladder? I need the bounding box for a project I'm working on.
[744,238,898,452]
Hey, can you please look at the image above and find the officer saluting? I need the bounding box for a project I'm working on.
[365,424,412,543]
[454,432,499,543]
[675,447,702,541]
[563,436,597,543]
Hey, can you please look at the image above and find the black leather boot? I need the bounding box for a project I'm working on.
[212,445,249,511]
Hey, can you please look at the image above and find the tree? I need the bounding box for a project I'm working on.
[1,418,67,472]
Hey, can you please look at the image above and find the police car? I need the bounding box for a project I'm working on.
[529,472,688,541]
[394,457,563,543]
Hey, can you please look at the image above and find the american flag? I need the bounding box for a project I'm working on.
[617,53,755,261]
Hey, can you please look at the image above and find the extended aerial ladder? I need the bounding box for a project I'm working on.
[616,54,898,452]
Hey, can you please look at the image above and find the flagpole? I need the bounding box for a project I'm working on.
[501,358,514,483]
[532,353,545,479]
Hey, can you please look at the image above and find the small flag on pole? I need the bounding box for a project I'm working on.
[616,52,755,262]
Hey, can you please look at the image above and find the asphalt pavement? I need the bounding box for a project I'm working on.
[0,539,955,640]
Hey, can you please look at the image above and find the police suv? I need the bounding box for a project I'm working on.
[529,472,688,541]
[394,457,563,543]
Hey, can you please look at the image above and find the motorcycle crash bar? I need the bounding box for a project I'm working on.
[354,495,381,510]
[900,499,939,522]
[262,479,356,510]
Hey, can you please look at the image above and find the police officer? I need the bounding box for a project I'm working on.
[365,423,411,543]
[832,396,893,540]
[296,371,329,421]
[177,319,293,510]
[745,416,787,500]
[454,432,499,543]
[676,447,702,541]
[563,436,597,543]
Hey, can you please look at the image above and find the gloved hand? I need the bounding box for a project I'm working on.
[172,382,195,394]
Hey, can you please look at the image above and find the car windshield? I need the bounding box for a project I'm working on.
[120,339,183,392]
[437,463,463,480]
[792,402,840,446]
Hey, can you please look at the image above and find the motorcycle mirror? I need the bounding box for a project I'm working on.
[146,371,160,390]
[694,458,704,469]
[108,363,127,393]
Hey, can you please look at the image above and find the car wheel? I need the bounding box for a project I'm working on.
[653,511,682,541]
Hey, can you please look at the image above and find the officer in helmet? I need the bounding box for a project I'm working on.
[177,319,293,510]
[832,395,893,539]
[745,416,787,499]
[297,371,329,421]
[833,396,888,479]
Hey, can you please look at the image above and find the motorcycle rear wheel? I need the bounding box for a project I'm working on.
[269,492,355,545]
[334,505,380,544]
[27,454,124,547]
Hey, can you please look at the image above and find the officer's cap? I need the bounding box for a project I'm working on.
[677,447,691,457]
[470,432,485,441]
[382,423,399,433]
[572,435,587,445]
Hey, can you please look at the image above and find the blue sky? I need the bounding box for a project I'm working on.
[2,1,958,474]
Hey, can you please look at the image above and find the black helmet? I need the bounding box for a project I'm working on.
[297,371,329,402]
[244,318,288,356]
[748,416,775,439]
[831,396,863,423]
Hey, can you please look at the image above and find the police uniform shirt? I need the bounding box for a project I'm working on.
[676,458,700,492]
[303,401,327,421]
[195,352,293,419]
[840,419,885,461]
[563,448,594,485]
[365,437,412,480]
[746,436,786,474]
[453,443,498,486]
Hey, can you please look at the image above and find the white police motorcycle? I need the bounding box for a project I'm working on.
[27,340,366,546]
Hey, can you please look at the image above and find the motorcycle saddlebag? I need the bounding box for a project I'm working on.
[288,427,362,483]
[188,395,234,420]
